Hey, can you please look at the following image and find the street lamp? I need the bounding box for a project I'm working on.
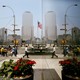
[60,4,78,45]
[2,5,16,35]
[64,4,77,35]
[2,5,16,46]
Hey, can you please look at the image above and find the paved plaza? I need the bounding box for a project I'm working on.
[0,47,65,80]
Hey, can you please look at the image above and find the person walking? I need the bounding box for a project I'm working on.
[23,46,29,58]
[51,45,58,58]
[63,46,69,57]
[15,46,18,56]
[11,46,16,57]
[1,46,5,56]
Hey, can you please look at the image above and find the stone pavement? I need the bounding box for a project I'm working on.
[0,47,65,80]
[0,53,65,80]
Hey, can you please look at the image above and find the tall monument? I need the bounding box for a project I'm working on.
[22,11,33,43]
[45,11,57,42]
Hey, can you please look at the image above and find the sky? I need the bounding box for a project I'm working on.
[0,0,80,37]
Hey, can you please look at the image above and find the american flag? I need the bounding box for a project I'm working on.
[38,22,42,29]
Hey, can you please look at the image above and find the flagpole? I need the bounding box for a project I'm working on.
[41,0,43,39]
[37,22,38,38]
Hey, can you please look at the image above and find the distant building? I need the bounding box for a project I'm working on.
[22,11,33,43]
[7,35,13,41]
[57,27,80,45]
[57,34,72,45]
[7,34,21,45]
[72,27,80,44]
[0,27,7,42]
[45,11,57,43]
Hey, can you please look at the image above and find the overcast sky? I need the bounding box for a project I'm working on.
[0,0,80,37]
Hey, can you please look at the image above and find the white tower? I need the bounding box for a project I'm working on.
[45,11,57,42]
[22,11,33,42]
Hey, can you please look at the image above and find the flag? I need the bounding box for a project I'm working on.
[38,22,42,29]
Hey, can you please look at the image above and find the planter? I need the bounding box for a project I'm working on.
[0,74,33,80]
[13,69,34,80]
[0,69,34,80]
[0,58,36,80]
[13,74,33,80]
[62,70,80,80]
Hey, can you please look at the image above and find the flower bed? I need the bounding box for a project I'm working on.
[0,58,36,80]
[59,57,80,80]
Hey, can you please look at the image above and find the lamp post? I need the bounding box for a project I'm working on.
[2,5,16,46]
[64,4,77,35]
[60,4,77,45]
[2,5,16,35]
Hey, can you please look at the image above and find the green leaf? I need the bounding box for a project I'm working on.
[7,72,12,78]
[6,67,13,71]
[2,77,7,80]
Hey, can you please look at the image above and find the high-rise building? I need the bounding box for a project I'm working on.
[72,27,80,44]
[22,11,33,42]
[45,11,57,42]
[0,28,7,42]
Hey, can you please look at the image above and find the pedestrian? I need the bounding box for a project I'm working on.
[15,46,18,56]
[63,46,66,57]
[51,45,58,58]
[1,46,5,56]
[0,47,1,55]
[8,45,12,51]
[11,46,16,57]
[23,46,29,58]
[4,48,8,57]
[64,46,69,57]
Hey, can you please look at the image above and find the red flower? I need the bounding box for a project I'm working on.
[27,60,36,65]
[14,66,19,71]
[59,61,65,65]
[59,59,71,66]
[65,61,71,64]
[16,58,23,64]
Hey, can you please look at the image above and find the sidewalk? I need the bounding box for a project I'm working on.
[0,53,64,80]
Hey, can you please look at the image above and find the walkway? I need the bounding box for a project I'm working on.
[0,53,64,80]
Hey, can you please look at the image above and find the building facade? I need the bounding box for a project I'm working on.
[22,11,33,43]
[7,34,21,45]
[45,11,57,43]
[0,28,7,43]
[72,27,80,45]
